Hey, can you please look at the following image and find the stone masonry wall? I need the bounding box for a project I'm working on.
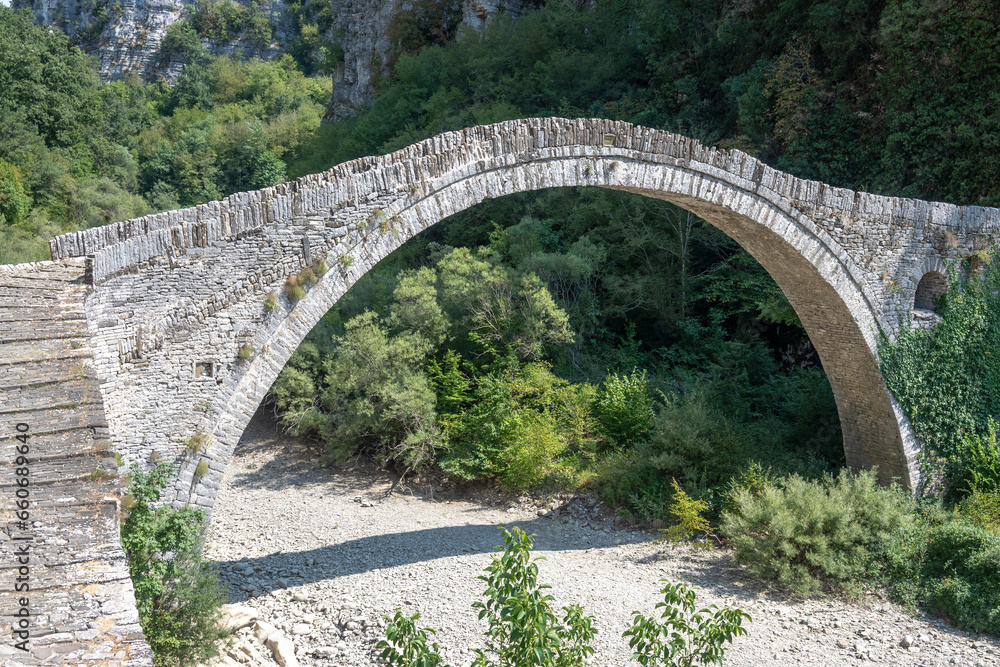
[48,118,1000,514]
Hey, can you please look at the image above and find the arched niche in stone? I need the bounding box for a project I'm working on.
[914,271,948,312]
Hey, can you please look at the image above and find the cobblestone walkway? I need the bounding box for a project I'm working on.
[0,259,152,665]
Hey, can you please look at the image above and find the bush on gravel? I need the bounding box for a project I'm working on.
[376,527,749,667]
[623,579,751,667]
[720,469,914,595]
[882,506,1000,635]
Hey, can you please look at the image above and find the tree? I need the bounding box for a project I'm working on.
[320,311,443,476]
[0,159,29,226]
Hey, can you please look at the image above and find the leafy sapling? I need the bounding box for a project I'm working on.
[623,579,750,667]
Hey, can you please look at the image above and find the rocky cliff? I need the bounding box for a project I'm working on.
[16,0,526,117]
[327,0,527,120]
[13,0,291,80]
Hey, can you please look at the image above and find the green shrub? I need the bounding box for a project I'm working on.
[721,469,914,595]
[237,343,254,360]
[194,460,209,478]
[623,579,750,667]
[377,528,752,667]
[661,479,711,544]
[0,158,29,226]
[919,521,1000,634]
[594,369,654,450]
[376,611,447,667]
[317,312,442,475]
[948,418,1000,497]
[722,460,777,514]
[600,394,756,521]
[120,463,227,666]
[378,527,596,667]
[442,360,596,491]
[264,291,279,312]
[311,258,328,276]
[957,488,1000,534]
[473,527,597,666]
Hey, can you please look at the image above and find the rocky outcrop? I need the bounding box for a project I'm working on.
[16,0,527,113]
[325,0,528,121]
[13,0,291,81]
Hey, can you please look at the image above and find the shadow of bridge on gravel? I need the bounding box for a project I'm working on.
[208,516,650,600]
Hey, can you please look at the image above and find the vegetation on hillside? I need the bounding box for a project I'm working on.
[0,7,329,264]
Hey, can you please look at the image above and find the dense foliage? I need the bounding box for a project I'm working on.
[271,207,842,507]
[287,0,1000,210]
[880,257,1000,481]
[0,7,329,264]
[721,469,1000,635]
[721,470,914,595]
[120,463,227,666]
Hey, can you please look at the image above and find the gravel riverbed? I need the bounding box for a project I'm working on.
[203,410,1000,667]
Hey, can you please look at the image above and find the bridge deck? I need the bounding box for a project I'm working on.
[0,260,152,665]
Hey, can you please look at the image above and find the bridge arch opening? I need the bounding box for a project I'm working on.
[257,187,843,488]
[200,158,917,510]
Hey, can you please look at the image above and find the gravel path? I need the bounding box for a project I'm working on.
[204,410,999,667]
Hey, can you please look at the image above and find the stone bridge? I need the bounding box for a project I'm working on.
[3,117,998,663]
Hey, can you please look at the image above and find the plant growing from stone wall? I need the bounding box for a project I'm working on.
[284,276,306,302]
[264,291,280,312]
[183,430,211,454]
[284,267,319,303]
[237,344,254,360]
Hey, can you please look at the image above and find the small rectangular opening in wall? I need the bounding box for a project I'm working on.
[194,361,215,378]
[603,134,616,147]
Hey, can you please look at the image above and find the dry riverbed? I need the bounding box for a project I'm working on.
[203,410,999,667]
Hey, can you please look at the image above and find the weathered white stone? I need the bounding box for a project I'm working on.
[265,633,298,667]
[253,620,278,643]
[219,604,259,632]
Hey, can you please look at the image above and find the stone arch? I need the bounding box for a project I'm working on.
[60,119,988,510]
[191,156,919,510]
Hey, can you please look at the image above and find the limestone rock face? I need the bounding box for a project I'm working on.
[16,0,528,114]
[325,0,528,121]
[13,0,290,81]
